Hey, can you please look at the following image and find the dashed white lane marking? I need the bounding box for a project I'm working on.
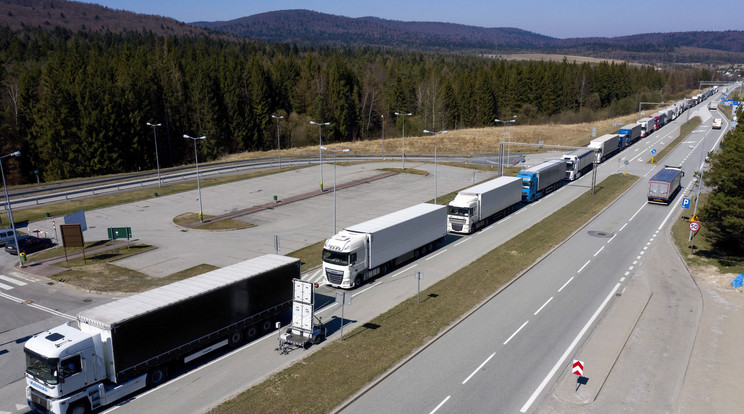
[426,250,447,260]
[504,321,529,345]
[462,352,496,385]
[392,264,417,278]
[430,396,451,414]
[578,261,590,274]
[593,246,604,257]
[558,276,574,292]
[534,297,553,316]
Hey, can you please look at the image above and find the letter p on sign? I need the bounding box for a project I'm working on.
[572,360,584,376]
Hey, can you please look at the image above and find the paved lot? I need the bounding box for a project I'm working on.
[23,161,497,277]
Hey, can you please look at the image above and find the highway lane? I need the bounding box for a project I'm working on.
[0,97,720,413]
[338,103,723,413]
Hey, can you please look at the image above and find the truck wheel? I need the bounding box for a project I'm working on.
[354,275,362,288]
[67,402,90,414]
[147,366,167,388]
[228,330,243,347]
[261,319,274,333]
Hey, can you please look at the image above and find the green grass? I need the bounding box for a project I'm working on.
[378,167,429,176]
[209,173,638,414]
[671,193,744,274]
[650,116,701,164]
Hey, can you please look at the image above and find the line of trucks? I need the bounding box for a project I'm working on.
[23,88,713,414]
[321,87,715,289]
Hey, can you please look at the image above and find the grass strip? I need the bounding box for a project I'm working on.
[650,116,701,164]
[209,173,638,414]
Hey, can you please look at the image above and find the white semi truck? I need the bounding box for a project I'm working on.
[562,148,595,181]
[447,176,522,234]
[24,254,299,414]
[588,133,622,162]
[323,203,447,288]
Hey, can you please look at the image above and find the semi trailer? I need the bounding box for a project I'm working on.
[447,176,522,234]
[588,133,622,162]
[323,203,447,289]
[617,123,642,146]
[648,166,684,204]
[638,117,655,138]
[562,148,595,181]
[25,254,299,414]
[516,160,567,202]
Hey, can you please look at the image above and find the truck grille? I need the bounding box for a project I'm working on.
[29,389,50,412]
[449,217,466,224]
[325,268,344,285]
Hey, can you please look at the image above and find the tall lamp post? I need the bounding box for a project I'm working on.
[183,134,206,223]
[1,151,23,268]
[272,115,284,168]
[494,117,515,174]
[395,112,412,170]
[146,122,162,187]
[320,146,350,234]
[423,130,448,204]
[381,114,385,159]
[310,121,330,190]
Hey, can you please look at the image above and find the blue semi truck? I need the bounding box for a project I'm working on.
[516,160,567,202]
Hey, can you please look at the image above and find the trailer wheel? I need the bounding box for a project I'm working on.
[228,330,243,347]
[246,325,258,339]
[261,319,274,333]
[67,401,90,414]
[147,366,167,388]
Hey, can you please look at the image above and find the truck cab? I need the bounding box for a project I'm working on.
[25,323,106,414]
[518,172,538,202]
[447,194,478,233]
[322,230,369,288]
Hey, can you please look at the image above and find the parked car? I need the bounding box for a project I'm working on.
[0,229,19,246]
[5,235,54,255]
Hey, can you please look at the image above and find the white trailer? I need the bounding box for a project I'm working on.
[323,203,447,288]
[588,133,621,162]
[562,148,595,180]
[638,117,655,137]
[447,176,522,234]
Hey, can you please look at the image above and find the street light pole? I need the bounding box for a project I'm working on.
[310,121,330,190]
[1,151,23,268]
[381,114,385,159]
[508,115,517,166]
[183,134,207,223]
[494,117,515,174]
[272,115,284,168]
[395,112,412,170]
[146,122,162,188]
[423,130,448,204]
[320,146,350,234]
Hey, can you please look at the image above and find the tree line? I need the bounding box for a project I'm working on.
[0,27,713,183]
[701,108,744,254]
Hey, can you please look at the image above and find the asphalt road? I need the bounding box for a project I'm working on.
[337,104,724,413]
[0,96,722,413]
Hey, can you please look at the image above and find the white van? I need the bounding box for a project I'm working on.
[0,229,19,246]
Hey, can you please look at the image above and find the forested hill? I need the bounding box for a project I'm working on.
[193,9,556,50]
[0,0,207,36]
[193,10,744,64]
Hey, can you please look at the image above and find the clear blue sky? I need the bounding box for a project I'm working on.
[80,0,743,39]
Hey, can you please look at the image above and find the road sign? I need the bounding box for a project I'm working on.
[572,360,584,376]
[691,214,699,222]
[689,222,700,233]
[650,148,657,154]
[681,198,691,209]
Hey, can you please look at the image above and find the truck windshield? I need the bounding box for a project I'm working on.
[322,249,349,266]
[521,179,531,189]
[565,161,575,171]
[25,350,59,385]
[447,206,470,217]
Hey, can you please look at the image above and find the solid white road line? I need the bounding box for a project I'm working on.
[520,282,621,413]
[462,352,496,385]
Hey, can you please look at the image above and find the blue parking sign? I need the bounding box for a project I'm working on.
[681,198,691,209]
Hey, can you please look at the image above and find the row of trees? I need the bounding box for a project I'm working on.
[0,27,713,183]
[701,108,744,254]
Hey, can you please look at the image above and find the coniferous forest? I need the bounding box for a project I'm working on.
[0,27,714,183]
